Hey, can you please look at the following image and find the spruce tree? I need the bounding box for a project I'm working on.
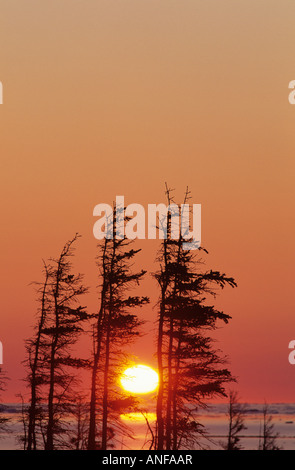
[24,234,89,450]
[155,186,237,450]
[88,207,149,450]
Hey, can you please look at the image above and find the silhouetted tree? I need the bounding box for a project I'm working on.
[87,237,108,450]
[24,234,89,450]
[66,395,89,450]
[25,261,50,450]
[0,370,9,434]
[223,391,247,450]
[258,403,281,450]
[155,185,237,450]
[88,207,149,450]
[44,234,89,450]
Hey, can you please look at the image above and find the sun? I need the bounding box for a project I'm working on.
[120,364,159,394]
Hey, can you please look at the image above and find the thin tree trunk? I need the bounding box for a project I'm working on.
[45,328,58,450]
[156,227,170,450]
[101,313,111,450]
[87,328,102,450]
[27,264,49,450]
[227,402,233,450]
[101,238,115,450]
[172,319,183,450]
[88,241,108,450]
[156,299,165,450]
[87,318,103,449]
[166,313,174,450]
[165,238,182,450]
[45,256,63,450]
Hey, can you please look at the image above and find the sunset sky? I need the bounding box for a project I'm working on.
[0,0,295,403]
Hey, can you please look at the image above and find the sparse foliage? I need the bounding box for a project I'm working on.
[154,185,237,450]
[223,391,247,450]
[88,206,149,450]
[24,234,89,450]
[259,403,281,450]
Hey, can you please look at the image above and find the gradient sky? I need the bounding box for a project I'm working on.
[0,0,295,402]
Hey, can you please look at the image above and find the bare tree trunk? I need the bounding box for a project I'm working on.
[172,320,183,450]
[101,314,111,450]
[165,314,174,450]
[45,253,63,450]
[27,263,49,450]
[156,230,169,450]
[101,238,115,450]
[166,235,182,450]
[156,301,165,450]
[87,318,103,449]
[87,337,100,450]
[88,241,107,450]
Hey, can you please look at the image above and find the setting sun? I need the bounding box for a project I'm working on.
[120,365,159,394]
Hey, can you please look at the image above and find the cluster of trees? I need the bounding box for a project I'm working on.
[0,188,283,450]
[24,234,89,450]
[87,209,149,450]
[22,224,148,450]
[223,393,282,451]
[154,187,237,450]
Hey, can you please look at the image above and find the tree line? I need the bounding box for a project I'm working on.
[0,187,282,450]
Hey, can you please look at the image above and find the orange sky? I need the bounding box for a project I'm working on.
[0,0,295,402]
